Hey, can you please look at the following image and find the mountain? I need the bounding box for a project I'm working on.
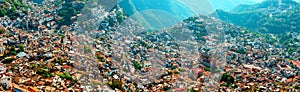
[118,0,194,30]
[231,0,299,12]
[215,0,300,34]
[117,0,215,30]
[209,0,300,12]
[209,0,264,11]
[0,0,32,19]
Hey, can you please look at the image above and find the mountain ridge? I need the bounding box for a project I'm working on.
[215,0,300,34]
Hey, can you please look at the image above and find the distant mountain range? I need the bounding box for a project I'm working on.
[215,0,300,34]
[209,0,262,11]
[231,0,299,12]
[118,0,216,30]
[118,0,195,30]
[209,0,300,11]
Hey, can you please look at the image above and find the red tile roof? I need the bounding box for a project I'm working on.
[62,64,69,68]
[291,60,300,68]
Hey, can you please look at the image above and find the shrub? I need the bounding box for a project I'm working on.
[133,61,142,70]
[0,28,5,34]
[108,79,124,91]
[236,49,247,54]
[204,67,211,71]
[0,10,6,17]
[3,58,14,64]
[220,73,235,86]
[293,86,299,89]
[9,51,17,55]
[18,44,24,52]
[43,10,50,14]
[174,70,180,74]
[84,45,92,54]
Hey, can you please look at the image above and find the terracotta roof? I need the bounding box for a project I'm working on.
[38,81,45,86]
[291,60,300,68]
[260,78,265,81]
[287,78,293,83]
[100,55,105,58]
[28,87,41,92]
[40,25,46,29]
[62,64,69,68]
[107,57,113,61]
[202,36,209,39]
[198,68,204,73]
[204,71,210,76]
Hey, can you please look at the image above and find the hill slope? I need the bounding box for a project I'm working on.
[209,0,264,11]
[215,0,300,34]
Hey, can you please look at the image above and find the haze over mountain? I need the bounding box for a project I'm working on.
[118,0,215,30]
[209,0,300,11]
[215,0,300,34]
[208,0,264,11]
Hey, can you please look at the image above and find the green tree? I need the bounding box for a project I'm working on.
[133,61,143,70]
[57,0,85,26]
[204,67,211,71]
[174,70,180,74]
[18,44,25,52]
[97,56,105,62]
[236,49,247,54]
[220,73,235,87]
[293,86,299,89]
[116,11,125,24]
[43,10,50,14]
[108,79,125,91]
[84,45,92,54]
[3,58,14,64]
[0,10,6,17]
[9,51,17,55]
[0,28,5,34]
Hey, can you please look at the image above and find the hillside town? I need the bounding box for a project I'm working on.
[0,0,299,92]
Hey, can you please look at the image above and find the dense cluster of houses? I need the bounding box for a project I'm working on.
[0,0,299,91]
